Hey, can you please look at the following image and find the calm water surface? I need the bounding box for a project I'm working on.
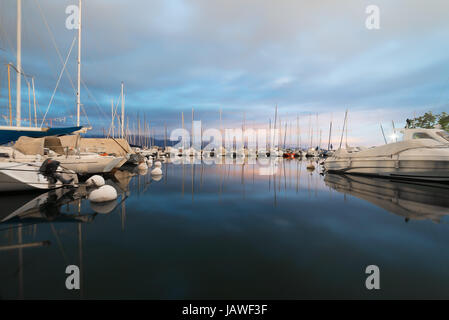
[1,159,449,299]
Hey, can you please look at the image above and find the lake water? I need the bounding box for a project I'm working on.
[1,159,449,299]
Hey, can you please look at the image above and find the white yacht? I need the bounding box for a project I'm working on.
[323,128,449,182]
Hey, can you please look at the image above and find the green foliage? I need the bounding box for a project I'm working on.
[406,111,449,131]
[438,112,449,131]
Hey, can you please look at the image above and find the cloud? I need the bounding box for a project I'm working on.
[0,0,448,146]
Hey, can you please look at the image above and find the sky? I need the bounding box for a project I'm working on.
[0,0,448,147]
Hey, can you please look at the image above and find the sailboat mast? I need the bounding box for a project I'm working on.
[32,78,37,127]
[76,0,82,127]
[296,115,299,149]
[16,0,22,127]
[121,82,125,138]
[339,110,348,149]
[7,64,12,125]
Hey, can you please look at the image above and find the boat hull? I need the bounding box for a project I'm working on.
[324,158,449,182]
[58,156,125,174]
[0,162,78,192]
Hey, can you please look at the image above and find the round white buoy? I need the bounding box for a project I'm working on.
[151,167,163,176]
[154,161,162,168]
[86,175,105,187]
[138,162,148,170]
[90,200,116,214]
[88,185,118,203]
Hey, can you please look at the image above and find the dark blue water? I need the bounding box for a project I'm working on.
[1,159,449,299]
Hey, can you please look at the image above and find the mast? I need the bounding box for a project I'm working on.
[283,121,287,149]
[181,112,185,149]
[191,107,194,148]
[111,99,114,138]
[296,115,299,150]
[273,105,277,150]
[76,0,82,126]
[16,0,22,126]
[339,109,348,149]
[7,64,12,125]
[268,118,271,150]
[121,82,125,138]
[32,78,37,127]
[219,108,222,149]
[164,122,167,150]
[380,123,387,144]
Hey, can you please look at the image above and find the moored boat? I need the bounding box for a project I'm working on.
[0,159,78,192]
[323,128,449,182]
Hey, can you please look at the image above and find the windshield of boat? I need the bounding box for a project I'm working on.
[412,132,433,140]
[436,130,449,142]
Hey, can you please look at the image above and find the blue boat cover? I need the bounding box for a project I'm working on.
[0,126,83,145]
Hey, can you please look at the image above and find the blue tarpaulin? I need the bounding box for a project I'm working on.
[0,126,83,145]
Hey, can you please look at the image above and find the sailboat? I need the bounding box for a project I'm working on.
[0,0,82,145]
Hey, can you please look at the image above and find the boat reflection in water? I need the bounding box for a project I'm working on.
[1,188,96,224]
[0,168,135,224]
[324,173,449,223]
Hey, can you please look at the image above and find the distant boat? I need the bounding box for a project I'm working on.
[323,128,449,182]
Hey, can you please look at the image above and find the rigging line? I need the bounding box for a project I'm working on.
[33,0,105,124]
[81,80,108,119]
[33,0,77,94]
[40,35,76,128]
[80,102,91,127]
[106,92,123,138]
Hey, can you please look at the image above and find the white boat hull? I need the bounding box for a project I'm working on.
[324,158,449,181]
[0,162,78,192]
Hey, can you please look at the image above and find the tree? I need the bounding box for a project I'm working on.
[438,112,449,131]
[406,111,448,131]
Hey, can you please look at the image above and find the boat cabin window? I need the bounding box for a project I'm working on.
[412,132,433,139]
[436,130,449,142]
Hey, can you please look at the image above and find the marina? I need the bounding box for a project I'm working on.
[0,0,448,303]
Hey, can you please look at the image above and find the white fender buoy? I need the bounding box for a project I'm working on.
[89,185,118,203]
[86,175,105,187]
[90,200,116,214]
[151,167,163,176]
[154,161,162,168]
[146,159,153,166]
[138,162,148,170]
